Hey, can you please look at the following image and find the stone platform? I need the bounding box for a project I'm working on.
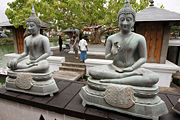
[5,71,59,96]
[80,86,168,120]
[79,78,168,120]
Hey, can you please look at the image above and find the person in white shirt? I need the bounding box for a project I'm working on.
[79,36,88,62]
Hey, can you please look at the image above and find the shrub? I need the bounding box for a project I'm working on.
[49,37,58,42]
[0,38,14,45]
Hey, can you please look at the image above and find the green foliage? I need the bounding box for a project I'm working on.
[0,76,6,86]
[49,36,58,42]
[0,38,14,45]
[4,30,13,37]
[6,0,151,30]
[160,4,164,8]
[5,0,56,28]
[171,26,180,32]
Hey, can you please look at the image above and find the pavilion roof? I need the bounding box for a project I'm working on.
[0,20,54,29]
[0,21,13,27]
[40,20,54,29]
[136,6,180,22]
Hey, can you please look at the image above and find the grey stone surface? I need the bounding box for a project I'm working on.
[104,85,134,108]
[15,73,33,89]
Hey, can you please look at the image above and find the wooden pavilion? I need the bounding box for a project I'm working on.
[135,1,180,63]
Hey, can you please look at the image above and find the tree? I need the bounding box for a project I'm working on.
[55,0,151,43]
[6,0,152,43]
[5,0,56,28]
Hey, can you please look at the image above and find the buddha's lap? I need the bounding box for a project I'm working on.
[16,59,49,68]
[89,64,158,78]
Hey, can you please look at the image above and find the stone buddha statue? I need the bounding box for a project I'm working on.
[5,5,59,96]
[79,1,168,119]
[7,6,50,73]
[88,1,158,87]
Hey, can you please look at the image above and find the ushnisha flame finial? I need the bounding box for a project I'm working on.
[31,4,36,15]
[26,4,41,27]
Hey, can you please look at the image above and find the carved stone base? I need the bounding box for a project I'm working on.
[87,77,159,98]
[5,72,59,96]
[79,86,168,120]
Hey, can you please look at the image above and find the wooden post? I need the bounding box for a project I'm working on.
[160,24,170,63]
[15,26,25,53]
[12,28,18,53]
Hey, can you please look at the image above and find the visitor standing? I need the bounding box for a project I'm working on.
[79,36,88,63]
[72,27,79,59]
[58,34,63,51]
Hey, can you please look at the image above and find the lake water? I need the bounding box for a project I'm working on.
[0,45,14,68]
[0,45,13,86]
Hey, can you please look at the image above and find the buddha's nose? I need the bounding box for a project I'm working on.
[27,26,32,30]
[122,20,128,25]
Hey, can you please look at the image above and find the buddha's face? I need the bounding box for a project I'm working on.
[27,21,39,36]
[118,14,134,33]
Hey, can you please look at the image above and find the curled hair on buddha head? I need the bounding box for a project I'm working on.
[26,5,41,27]
[118,0,136,21]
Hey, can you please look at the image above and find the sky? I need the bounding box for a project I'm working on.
[0,0,15,23]
[151,0,180,13]
[1,0,180,23]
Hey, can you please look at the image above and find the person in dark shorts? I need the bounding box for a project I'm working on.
[79,36,88,62]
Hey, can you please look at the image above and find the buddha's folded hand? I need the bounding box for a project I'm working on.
[9,58,18,70]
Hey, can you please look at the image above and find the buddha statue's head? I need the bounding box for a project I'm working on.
[26,5,41,36]
[118,0,136,32]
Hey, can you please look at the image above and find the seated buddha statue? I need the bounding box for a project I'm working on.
[88,0,159,87]
[80,1,168,119]
[7,6,50,73]
[5,5,59,96]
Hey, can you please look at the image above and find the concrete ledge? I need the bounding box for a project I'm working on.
[3,53,65,73]
[85,59,180,87]
[168,40,180,46]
